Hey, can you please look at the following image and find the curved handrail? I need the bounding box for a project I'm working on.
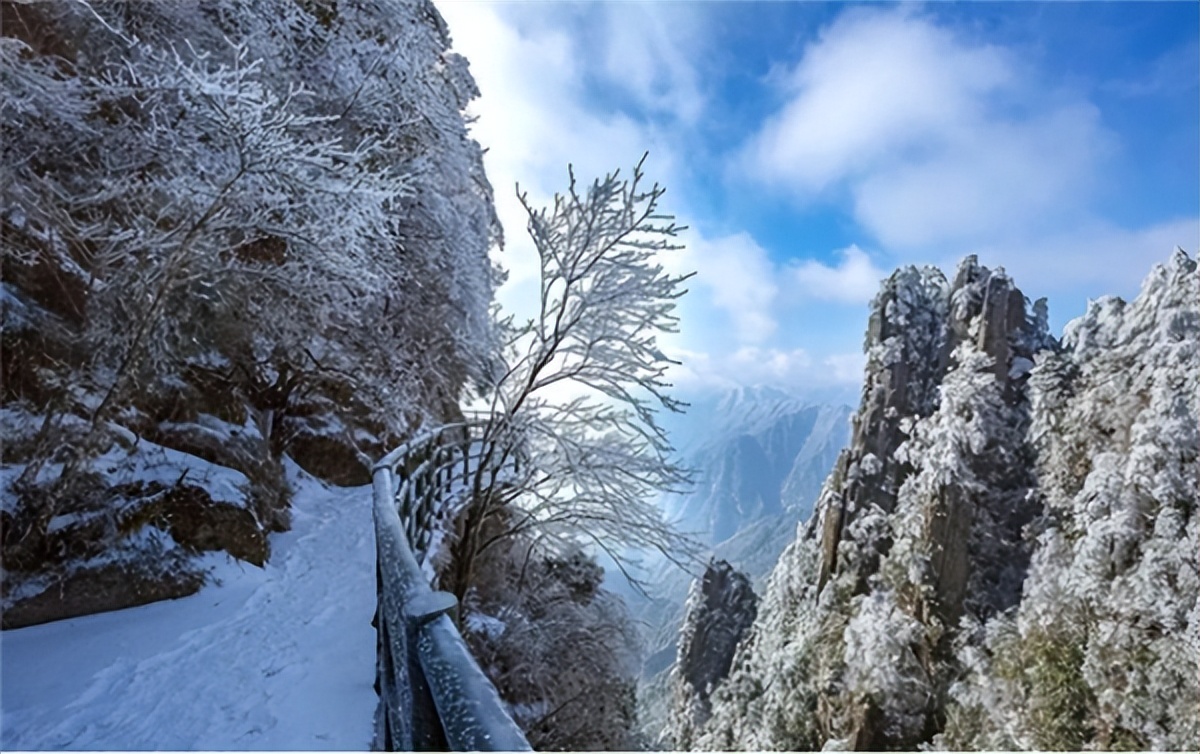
[372,416,531,752]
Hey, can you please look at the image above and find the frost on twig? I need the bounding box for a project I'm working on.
[450,156,701,599]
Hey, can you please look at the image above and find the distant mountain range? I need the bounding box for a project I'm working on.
[620,388,852,698]
[660,388,852,546]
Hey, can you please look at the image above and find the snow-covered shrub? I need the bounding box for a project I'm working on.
[455,508,642,751]
[842,590,932,742]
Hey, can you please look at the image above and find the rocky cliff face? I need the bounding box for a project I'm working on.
[815,255,1049,600]
[691,251,1198,751]
[1,0,497,628]
[666,560,758,750]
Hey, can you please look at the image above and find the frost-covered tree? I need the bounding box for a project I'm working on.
[3,0,497,448]
[446,156,699,600]
[2,0,499,604]
[944,250,1199,751]
[459,512,642,751]
[4,1,498,451]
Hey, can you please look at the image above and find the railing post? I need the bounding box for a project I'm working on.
[461,436,468,480]
[405,592,455,750]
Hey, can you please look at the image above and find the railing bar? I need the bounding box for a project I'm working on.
[373,417,531,752]
[374,422,475,472]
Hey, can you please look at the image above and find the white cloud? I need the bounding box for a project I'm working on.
[959,216,1200,306]
[739,8,1114,251]
[678,232,779,344]
[435,1,1192,405]
[789,245,886,305]
[853,104,1108,248]
[823,352,867,385]
[743,7,1012,194]
[665,345,864,393]
[600,4,706,122]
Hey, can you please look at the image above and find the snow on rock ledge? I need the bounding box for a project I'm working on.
[1,437,267,629]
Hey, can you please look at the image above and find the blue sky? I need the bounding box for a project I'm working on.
[435,1,1199,400]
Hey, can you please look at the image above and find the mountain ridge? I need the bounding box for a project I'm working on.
[674,250,1199,752]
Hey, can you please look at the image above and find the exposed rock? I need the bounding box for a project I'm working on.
[284,424,372,487]
[816,257,1049,600]
[817,265,949,593]
[667,559,758,749]
[630,398,851,746]
[1,472,270,629]
[808,258,1053,747]
[1,559,205,630]
[117,482,269,567]
[684,257,1062,751]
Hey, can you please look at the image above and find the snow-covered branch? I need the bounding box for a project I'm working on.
[449,157,700,599]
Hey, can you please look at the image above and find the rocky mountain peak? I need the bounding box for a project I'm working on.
[816,256,1048,594]
[691,251,1197,753]
[666,559,758,750]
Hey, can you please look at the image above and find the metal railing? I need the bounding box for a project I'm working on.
[371,417,531,752]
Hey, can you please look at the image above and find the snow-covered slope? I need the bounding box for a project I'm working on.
[1,460,377,750]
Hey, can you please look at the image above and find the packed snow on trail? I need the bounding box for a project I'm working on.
[1,461,378,750]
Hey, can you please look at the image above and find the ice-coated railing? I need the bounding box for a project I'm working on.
[371,416,530,751]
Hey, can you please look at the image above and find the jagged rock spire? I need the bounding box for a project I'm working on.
[666,559,758,750]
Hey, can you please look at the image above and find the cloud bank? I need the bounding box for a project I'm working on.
[437,1,1196,395]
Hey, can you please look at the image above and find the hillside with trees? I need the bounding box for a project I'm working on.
[1,0,502,626]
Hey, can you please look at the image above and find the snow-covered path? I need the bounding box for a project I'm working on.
[1,462,378,750]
